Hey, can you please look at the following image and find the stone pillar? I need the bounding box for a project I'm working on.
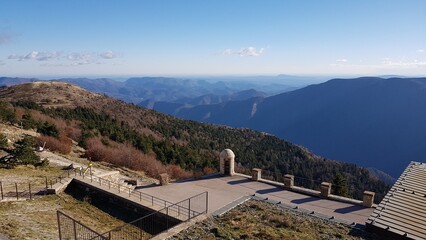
[283,174,294,190]
[320,182,331,198]
[159,173,170,186]
[363,191,375,207]
[251,168,261,181]
[219,149,235,176]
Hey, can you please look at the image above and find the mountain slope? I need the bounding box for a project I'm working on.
[172,77,426,177]
[0,81,389,200]
[139,89,267,116]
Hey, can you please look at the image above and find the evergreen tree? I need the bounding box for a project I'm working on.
[333,172,348,197]
[0,133,7,149]
[21,112,38,130]
[0,101,16,123]
[37,121,59,138]
[12,135,40,165]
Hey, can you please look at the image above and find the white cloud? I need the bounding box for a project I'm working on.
[8,50,119,65]
[237,47,265,57]
[383,59,426,67]
[221,47,266,57]
[8,51,61,61]
[99,50,117,59]
[336,58,348,63]
[416,49,425,53]
[222,48,232,56]
[66,52,95,64]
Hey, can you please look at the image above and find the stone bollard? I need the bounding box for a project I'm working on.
[159,173,170,186]
[251,168,261,181]
[363,191,375,207]
[283,174,294,190]
[320,182,331,198]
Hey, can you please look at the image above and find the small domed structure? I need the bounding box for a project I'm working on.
[220,148,235,176]
[220,149,235,160]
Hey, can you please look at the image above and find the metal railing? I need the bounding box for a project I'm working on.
[57,211,108,240]
[0,171,71,201]
[58,191,209,240]
[72,169,179,212]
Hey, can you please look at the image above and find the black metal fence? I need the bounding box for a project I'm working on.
[57,211,108,240]
[58,191,208,240]
[0,169,74,201]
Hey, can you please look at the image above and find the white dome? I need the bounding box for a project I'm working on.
[220,149,235,159]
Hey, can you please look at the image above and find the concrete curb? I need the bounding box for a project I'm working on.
[212,195,252,216]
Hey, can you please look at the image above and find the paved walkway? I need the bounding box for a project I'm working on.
[137,174,374,225]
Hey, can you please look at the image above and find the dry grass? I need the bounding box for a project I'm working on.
[0,166,129,240]
[0,194,127,240]
[172,200,384,240]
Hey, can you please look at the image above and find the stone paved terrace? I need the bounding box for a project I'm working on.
[136,173,374,225]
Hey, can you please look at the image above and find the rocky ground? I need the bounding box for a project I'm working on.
[171,200,384,240]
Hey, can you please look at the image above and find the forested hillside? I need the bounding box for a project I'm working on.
[0,82,389,201]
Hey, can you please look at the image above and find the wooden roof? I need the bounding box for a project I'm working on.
[366,161,426,240]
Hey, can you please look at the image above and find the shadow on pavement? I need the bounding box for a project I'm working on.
[256,187,283,194]
[227,178,252,185]
[291,196,320,204]
[334,205,365,214]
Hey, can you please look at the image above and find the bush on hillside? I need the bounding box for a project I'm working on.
[37,121,60,138]
[0,101,16,123]
[0,133,7,149]
[85,138,192,179]
[11,135,41,166]
[37,134,72,154]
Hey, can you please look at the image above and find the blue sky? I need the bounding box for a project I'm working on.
[0,0,425,77]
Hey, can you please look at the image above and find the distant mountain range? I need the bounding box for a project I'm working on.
[0,81,390,200]
[0,76,298,104]
[162,77,426,177]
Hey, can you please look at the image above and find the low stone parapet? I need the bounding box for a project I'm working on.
[283,174,294,190]
[320,182,331,198]
[363,191,375,207]
[251,168,261,181]
[159,173,170,186]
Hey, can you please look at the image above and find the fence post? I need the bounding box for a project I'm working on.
[73,218,77,239]
[188,198,191,219]
[57,212,62,240]
[59,177,62,183]
[0,181,3,200]
[99,178,101,186]
[45,177,48,189]
[151,196,154,206]
[29,183,32,200]
[50,180,53,189]
[15,183,19,200]
[108,180,110,189]
[128,188,131,197]
[166,207,169,230]
[118,185,120,193]
[206,192,209,213]
[139,192,141,201]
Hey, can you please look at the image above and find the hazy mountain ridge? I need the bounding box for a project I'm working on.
[139,89,267,116]
[0,81,389,200]
[0,76,297,106]
[169,77,426,177]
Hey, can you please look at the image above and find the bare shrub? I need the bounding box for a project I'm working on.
[203,166,217,175]
[85,138,193,179]
[37,134,72,154]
